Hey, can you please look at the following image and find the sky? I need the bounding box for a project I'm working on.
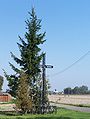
[0,0,90,91]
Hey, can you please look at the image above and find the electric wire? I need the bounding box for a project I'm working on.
[48,50,90,77]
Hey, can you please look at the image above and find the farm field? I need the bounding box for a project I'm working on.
[48,94,90,105]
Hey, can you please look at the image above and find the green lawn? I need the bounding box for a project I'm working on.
[0,108,90,119]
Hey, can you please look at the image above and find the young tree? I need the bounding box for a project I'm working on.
[5,8,46,113]
[16,72,32,114]
[4,72,18,97]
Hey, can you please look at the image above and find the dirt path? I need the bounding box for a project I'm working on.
[51,103,90,113]
[0,104,15,111]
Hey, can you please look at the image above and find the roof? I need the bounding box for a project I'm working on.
[0,92,11,96]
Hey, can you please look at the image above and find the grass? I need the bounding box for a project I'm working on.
[57,108,90,119]
[0,108,90,119]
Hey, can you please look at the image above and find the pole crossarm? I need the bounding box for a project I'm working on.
[45,65,53,68]
[40,65,53,68]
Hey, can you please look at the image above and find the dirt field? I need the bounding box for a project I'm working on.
[48,94,90,105]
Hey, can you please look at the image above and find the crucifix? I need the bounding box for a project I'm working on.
[42,53,53,113]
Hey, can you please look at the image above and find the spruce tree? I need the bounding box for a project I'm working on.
[5,8,46,113]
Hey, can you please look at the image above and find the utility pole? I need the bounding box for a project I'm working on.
[42,53,53,113]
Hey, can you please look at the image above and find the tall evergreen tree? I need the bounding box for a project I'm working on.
[5,8,46,113]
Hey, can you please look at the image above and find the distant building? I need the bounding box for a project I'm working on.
[54,89,58,94]
[0,92,12,102]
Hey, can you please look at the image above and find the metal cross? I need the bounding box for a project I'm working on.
[42,53,53,113]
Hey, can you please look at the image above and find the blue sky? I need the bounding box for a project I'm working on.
[0,0,90,91]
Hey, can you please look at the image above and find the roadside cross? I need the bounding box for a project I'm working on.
[42,53,53,113]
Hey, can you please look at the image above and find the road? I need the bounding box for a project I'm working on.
[51,103,90,113]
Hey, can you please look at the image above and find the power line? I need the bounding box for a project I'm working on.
[48,51,90,77]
